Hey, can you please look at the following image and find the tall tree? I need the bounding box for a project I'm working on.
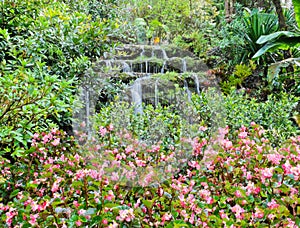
[225,0,235,21]
[272,0,287,30]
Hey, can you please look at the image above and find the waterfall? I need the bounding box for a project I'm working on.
[145,61,148,74]
[183,79,192,101]
[161,60,166,73]
[140,45,145,57]
[161,48,168,60]
[182,58,187,72]
[97,45,208,113]
[131,77,144,114]
[193,74,201,95]
[123,61,131,73]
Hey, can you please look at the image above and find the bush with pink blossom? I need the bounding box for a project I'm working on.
[0,123,300,227]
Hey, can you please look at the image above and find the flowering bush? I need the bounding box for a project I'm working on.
[1,123,300,227]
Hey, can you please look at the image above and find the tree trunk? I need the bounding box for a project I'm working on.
[272,0,287,30]
[225,0,230,18]
[225,0,235,22]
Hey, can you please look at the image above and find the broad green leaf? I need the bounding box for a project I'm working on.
[256,31,300,45]
[253,38,300,59]
[293,0,300,28]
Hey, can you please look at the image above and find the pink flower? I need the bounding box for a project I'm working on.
[51,138,60,146]
[282,160,292,175]
[5,209,17,226]
[116,208,135,222]
[38,201,48,211]
[111,172,119,181]
[219,210,228,219]
[136,159,146,167]
[290,187,298,196]
[161,212,172,224]
[29,214,39,225]
[222,139,233,149]
[261,168,273,179]
[188,161,200,170]
[157,187,164,197]
[199,126,208,131]
[73,201,80,208]
[78,209,86,215]
[291,165,300,180]
[238,131,248,139]
[102,219,108,225]
[33,133,39,139]
[189,212,195,224]
[99,126,107,137]
[75,220,82,226]
[267,199,279,209]
[267,153,282,165]
[231,204,245,219]
[235,190,242,198]
[206,197,214,204]
[218,126,229,135]
[125,146,133,154]
[108,124,114,131]
[105,190,115,201]
[43,134,50,144]
[285,218,297,228]
[108,221,118,228]
[51,178,63,193]
[253,207,264,219]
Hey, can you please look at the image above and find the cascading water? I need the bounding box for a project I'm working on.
[97,45,210,113]
[181,58,187,72]
[131,77,144,114]
[193,73,201,95]
[183,79,192,101]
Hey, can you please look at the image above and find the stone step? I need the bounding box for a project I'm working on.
[93,57,208,74]
[104,44,196,60]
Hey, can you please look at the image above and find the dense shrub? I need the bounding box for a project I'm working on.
[0,0,117,158]
[194,90,299,146]
[222,91,299,145]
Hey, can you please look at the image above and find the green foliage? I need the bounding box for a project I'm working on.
[220,62,256,94]
[218,7,279,67]
[117,0,218,43]
[251,1,300,60]
[0,30,74,157]
[1,0,115,78]
[173,29,217,57]
[222,91,299,144]
[0,0,117,158]
[252,1,300,95]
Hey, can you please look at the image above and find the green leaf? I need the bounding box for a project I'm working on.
[9,189,20,199]
[142,199,154,209]
[253,37,300,59]
[256,31,299,44]
[292,0,300,28]
[296,217,300,226]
